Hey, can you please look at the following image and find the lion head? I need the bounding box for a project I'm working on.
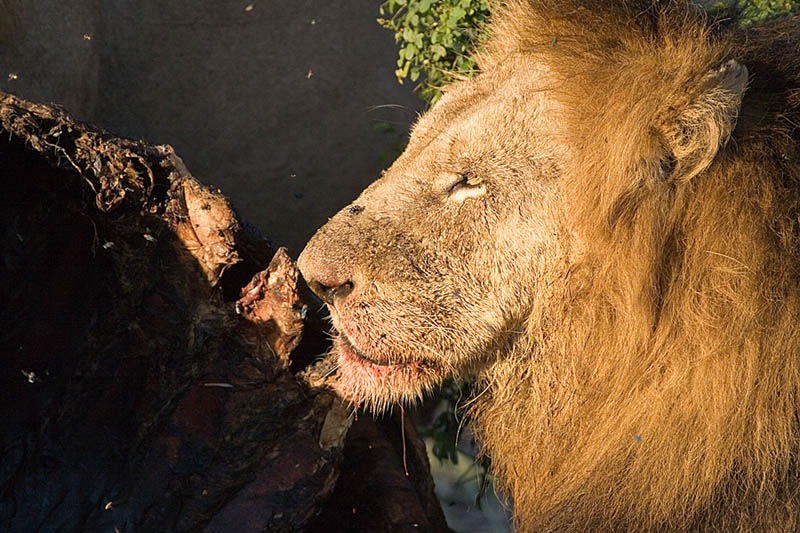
[299,1,800,529]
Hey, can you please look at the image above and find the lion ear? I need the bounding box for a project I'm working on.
[659,60,748,183]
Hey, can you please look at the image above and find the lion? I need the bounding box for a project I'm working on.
[298,1,800,530]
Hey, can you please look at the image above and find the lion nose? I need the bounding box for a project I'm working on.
[307,278,354,306]
[297,250,355,306]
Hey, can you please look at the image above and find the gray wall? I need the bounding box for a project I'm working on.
[0,0,422,254]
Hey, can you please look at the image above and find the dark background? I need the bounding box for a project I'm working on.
[0,0,422,254]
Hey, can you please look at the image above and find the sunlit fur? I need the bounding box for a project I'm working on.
[299,1,800,530]
[475,2,800,530]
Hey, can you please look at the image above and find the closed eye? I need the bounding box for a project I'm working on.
[447,171,486,201]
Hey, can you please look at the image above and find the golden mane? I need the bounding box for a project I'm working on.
[472,1,800,529]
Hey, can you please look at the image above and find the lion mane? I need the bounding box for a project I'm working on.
[474,1,800,530]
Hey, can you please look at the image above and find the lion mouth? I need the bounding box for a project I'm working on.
[336,333,400,367]
[329,324,444,410]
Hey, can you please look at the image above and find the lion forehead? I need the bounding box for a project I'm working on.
[410,64,561,150]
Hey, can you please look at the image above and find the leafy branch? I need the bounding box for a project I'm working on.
[379,0,799,104]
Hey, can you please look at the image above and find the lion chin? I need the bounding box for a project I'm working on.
[299,0,800,530]
[331,334,443,413]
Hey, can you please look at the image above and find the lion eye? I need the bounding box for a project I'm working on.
[447,171,486,200]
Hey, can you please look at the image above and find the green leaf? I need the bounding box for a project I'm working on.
[448,6,467,27]
[379,0,492,102]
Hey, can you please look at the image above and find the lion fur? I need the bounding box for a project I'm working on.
[473,2,800,530]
